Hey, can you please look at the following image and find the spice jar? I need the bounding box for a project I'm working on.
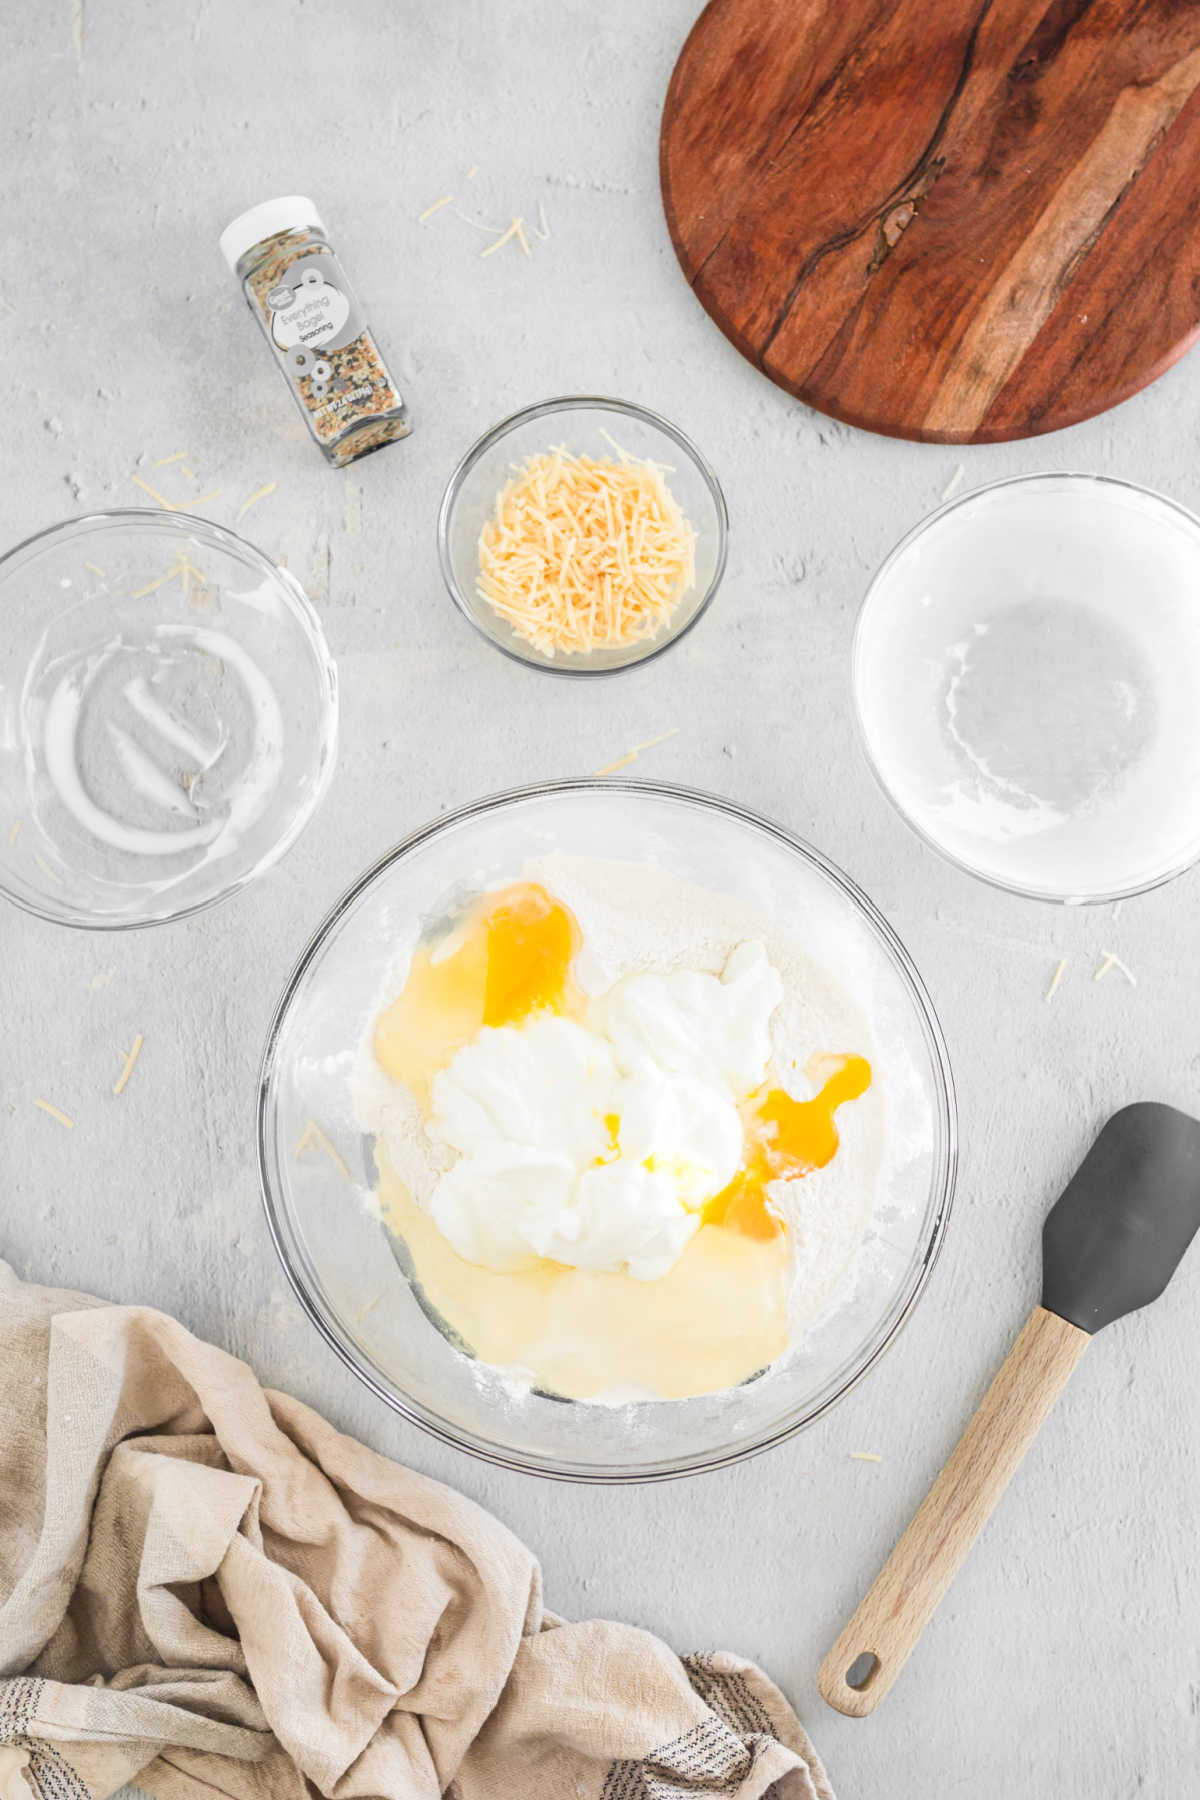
[220,196,411,467]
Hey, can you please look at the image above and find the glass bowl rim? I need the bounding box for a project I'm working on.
[435,395,730,679]
[257,776,958,1484]
[0,506,339,932]
[851,469,1200,907]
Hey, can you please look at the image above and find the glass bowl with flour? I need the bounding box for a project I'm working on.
[0,509,337,927]
[259,783,956,1482]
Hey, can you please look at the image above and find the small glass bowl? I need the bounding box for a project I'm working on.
[0,510,338,929]
[258,780,956,1483]
[437,397,728,675]
[853,474,1200,904]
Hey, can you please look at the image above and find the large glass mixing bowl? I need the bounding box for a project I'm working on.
[258,782,956,1482]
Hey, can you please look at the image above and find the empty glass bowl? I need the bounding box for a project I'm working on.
[437,397,728,674]
[258,781,956,1482]
[0,510,338,928]
[854,474,1200,903]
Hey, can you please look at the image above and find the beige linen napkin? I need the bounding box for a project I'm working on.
[0,1263,832,1800]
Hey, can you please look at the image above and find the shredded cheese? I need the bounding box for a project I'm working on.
[941,464,966,501]
[1044,957,1067,1003]
[418,194,454,223]
[84,560,107,578]
[236,481,277,521]
[34,853,62,885]
[594,727,680,777]
[8,820,20,847]
[112,1034,144,1096]
[155,450,189,467]
[477,449,696,657]
[849,1450,883,1463]
[296,1119,352,1182]
[35,1098,74,1129]
[131,474,182,511]
[466,164,479,179]
[1094,950,1137,987]
[533,200,551,241]
[480,218,527,259]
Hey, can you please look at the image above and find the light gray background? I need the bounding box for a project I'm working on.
[3,3,1198,1795]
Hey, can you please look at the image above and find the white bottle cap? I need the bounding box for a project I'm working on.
[219,196,323,270]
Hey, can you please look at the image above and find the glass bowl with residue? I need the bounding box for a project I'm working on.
[437,397,728,674]
[258,780,956,1483]
[853,474,1200,903]
[0,509,338,928]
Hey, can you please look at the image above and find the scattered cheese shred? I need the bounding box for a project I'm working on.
[34,853,63,885]
[942,464,966,501]
[1112,899,1124,922]
[35,1098,74,1129]
[181,464,198,481]
[466,164,479,179]
[850,1450,883,1463]
[191,490,223,506]
[1044,957,1067,1003]
[480,217,527,259]
[1094,950,1137,987]
[296,1119,352,1182]
[8,820,20,847]
[532,200,551,242]
[355,1292,384,1324]
[155,450,189,467]
[112,1034,144,1097]
[418,194,454,223]
[594,728,680,778]
[84,560,107,578]
[236,481,277,522]
[131,474,181,511]
[477,449,696,657]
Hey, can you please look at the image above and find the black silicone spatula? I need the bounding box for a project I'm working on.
[819,1102,1200,1716]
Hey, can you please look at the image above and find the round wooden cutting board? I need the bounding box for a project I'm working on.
[660,0,1200,444]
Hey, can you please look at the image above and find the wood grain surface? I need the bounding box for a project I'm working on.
[818,1306,1092,1716]
[660,0,1200,443]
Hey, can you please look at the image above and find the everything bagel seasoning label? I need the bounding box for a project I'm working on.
[225,200,411,467]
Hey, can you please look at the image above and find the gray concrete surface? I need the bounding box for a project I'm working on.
[3,4,1199,1795]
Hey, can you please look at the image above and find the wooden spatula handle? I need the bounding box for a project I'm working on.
[818,1305,1090,1717]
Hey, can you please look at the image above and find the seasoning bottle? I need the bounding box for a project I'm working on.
[219,196,411,467]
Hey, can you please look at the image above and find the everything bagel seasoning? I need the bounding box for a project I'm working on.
[220,196,411,467]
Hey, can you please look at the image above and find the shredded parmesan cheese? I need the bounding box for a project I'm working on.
[84,560,106,578]
[8,820,20,847]
[477,449,696,657]
[480,218,527,259]
[533,200,551,242]
[131,474,182,511]
[941,464,966,501]
[35,1098,74,1129]
[236,481,277,521]
[1094,950,1137,987]
[849,1450,883,1463]
[1044,957,1067,1003]
[418,194,454,223]
[112,1034,144,1096]
[594,727,680,778]
[34,853,62,885]
[155,450,189,467]
[296,1119,352,1182]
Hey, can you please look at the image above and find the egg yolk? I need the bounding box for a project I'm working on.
[703,1055,873,1241]
[374,882,581,1106]
[376,881,870,1246]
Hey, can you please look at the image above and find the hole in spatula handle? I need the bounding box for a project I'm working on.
[845,1651,879,1691]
